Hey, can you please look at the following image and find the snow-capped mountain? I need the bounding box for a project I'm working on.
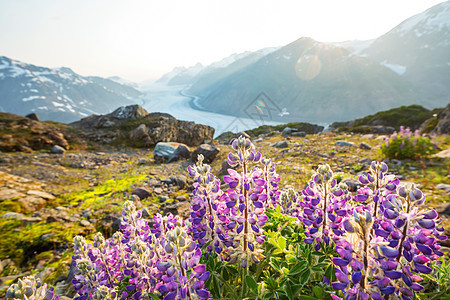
[156,47,278,87]
[156,63,204,85]
[107,76,139,89]
[0,56,143,122]
[167,1,449,124]
[363,0,450,100]
[191,37,426,123]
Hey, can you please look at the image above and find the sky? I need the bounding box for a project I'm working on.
[0,0,446,82]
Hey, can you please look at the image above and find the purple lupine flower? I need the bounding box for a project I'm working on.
[331,163,445,300]
[6,276,60,300]
[221,136,267,266]
[187,154,227,254]
[72,201,212,300]
[299,164,350,250]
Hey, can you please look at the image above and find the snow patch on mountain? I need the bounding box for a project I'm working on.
[380,61,407,75]
[393,1,450,36]
[22,95,46,102]
[108,76,139,88]
[331,39,375,56]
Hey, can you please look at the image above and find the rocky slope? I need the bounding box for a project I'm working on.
[0,112,72,152]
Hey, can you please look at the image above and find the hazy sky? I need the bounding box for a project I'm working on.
[0,0,446,82]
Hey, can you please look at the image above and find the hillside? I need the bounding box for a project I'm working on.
[191,37,425,123]
[152,1,450,125]
[0,56,143,123]
[330,104,444,133]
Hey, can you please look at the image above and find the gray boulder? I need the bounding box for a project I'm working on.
[292,131,306,137]
[132,187,151,200]
[51,145,66,154]
[129,124,154,147]
[335,141,357,147]
[168,144,191,163]
[282,127,294,137]
[192,144,219,163]
[169,175,187,189]
[154,142,182,162]
[359,142,371,150]
[432,103,450,135]
[270,141,288,148]
[25,113,40,121]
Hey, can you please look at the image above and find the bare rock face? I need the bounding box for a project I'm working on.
[71,105,215,148]
[432,103,450,135]
[129,124,154,147]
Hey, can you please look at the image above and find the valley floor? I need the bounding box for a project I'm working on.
[138,83,282,137]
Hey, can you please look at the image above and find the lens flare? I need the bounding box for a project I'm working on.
[295,55,321,80]
[253,105,264,115]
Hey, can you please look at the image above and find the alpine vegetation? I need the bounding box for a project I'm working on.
[5,137,447,300]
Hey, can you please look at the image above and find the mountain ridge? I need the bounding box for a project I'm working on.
[0,56,143,123]
[156,1,449,124]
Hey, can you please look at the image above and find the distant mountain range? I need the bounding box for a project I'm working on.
[0,57,142,122]
[158,1,450,124]
[1,1,449,126]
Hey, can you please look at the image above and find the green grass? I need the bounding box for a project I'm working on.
[64,173,149,209]
[332,105,443,132]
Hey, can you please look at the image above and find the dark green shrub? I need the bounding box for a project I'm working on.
[381,126,437,160]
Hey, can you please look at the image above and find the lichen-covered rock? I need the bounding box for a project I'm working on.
[71,105,214,147]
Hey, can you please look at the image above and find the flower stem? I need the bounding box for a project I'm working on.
[243,161,248,253]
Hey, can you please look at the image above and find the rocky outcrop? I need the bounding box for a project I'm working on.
[25,113,40,121]
[0,112,70,152]
[71,105,214,147]
[431,103,450,135]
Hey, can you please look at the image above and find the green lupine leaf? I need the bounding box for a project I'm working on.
[245,275,258,294]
